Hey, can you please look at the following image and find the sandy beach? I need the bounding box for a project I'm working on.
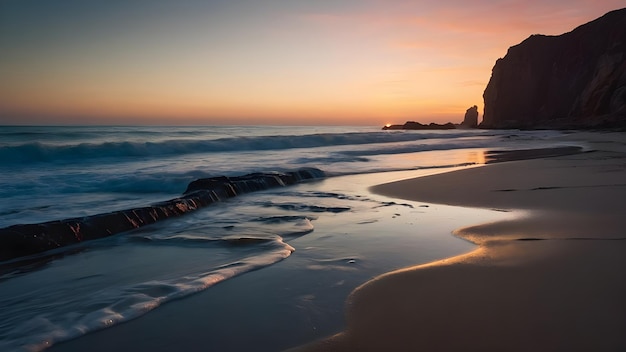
[46,155,493,352]
[295,132,626,351]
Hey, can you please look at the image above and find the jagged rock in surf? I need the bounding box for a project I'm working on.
[184,168,323,195]
[0,168,325,262]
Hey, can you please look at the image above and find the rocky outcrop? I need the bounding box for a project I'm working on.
[0,168,325,262]
[382,121,456,130]
[383,105,480,130]
[460,105,479,128]
[481,8,626,129]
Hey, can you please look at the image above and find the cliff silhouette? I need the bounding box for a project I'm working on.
[481,8,626,129]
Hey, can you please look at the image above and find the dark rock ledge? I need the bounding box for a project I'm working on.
[0,168,325,262]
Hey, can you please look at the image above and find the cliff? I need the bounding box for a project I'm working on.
[481,8,626,129]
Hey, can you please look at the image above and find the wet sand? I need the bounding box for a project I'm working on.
[47,167,492,352]
[294,132,626,351]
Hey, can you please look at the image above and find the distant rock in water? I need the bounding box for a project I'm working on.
[460,105,479,128]
[0,168,325,262]
[382,121,456,130]
[382,105,480,130]
[481,8,626,129]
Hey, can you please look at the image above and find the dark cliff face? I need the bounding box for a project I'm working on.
[481,8,626,129]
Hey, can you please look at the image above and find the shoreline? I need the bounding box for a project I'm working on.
[38,131,625,351]
[294,132,626,351]
[47,164,495,352]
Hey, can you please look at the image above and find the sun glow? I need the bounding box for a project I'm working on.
[0,1,622,125]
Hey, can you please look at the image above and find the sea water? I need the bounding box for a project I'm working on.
[0,126,583,351]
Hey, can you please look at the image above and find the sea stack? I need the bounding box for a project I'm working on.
[460,105,479,128]
[481,8,626,129]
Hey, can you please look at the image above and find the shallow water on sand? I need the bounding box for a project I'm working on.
[44,169,513,352]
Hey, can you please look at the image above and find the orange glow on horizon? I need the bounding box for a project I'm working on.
[1,1,623,125]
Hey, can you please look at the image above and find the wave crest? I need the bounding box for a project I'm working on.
[0,131,481,165]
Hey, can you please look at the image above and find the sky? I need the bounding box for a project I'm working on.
[0,0,624,126]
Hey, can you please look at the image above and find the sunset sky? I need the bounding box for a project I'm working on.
[0,0,623,125]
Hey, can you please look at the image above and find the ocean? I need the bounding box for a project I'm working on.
[0,126,584,351]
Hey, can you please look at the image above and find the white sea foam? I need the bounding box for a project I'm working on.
[0,229,299,351]
[0,129,491,165]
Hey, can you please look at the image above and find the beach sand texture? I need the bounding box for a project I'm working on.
[295,132,626,351]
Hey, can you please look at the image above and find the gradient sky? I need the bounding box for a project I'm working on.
[0,0,623,125]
